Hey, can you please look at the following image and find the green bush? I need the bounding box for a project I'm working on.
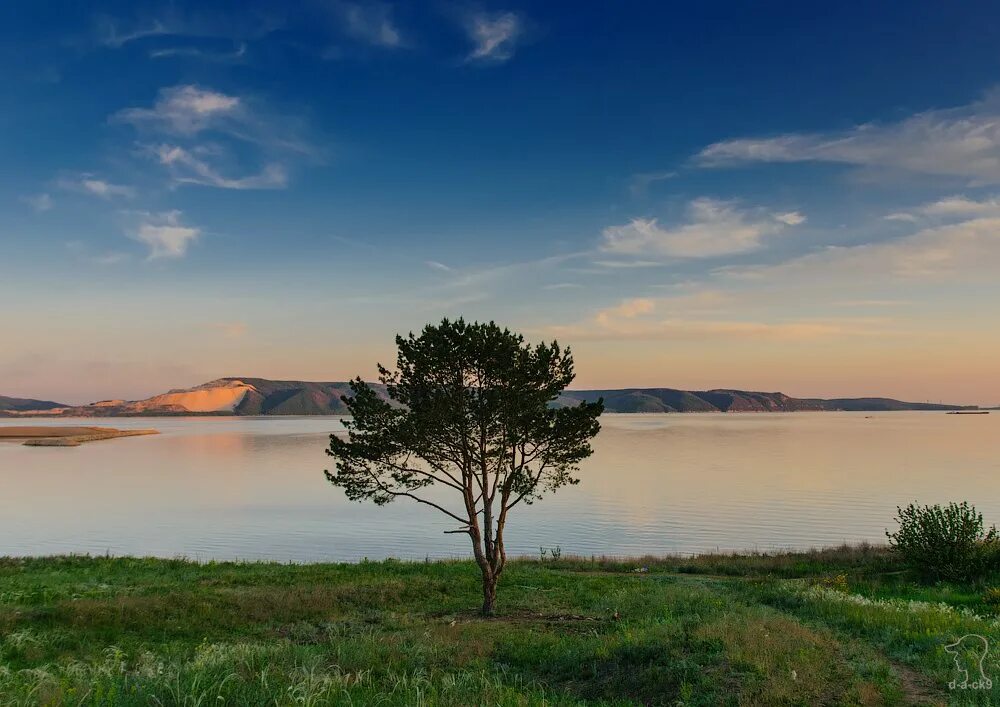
[886,502,998,582]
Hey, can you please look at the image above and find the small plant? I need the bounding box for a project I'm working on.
[538,546,562,561]
[819,573,850,592]
[983,586,1000,609]
[886,501,999,582]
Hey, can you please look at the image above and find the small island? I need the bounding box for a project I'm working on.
[0,426,158,446]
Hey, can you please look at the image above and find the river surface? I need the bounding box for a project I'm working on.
[1,412,998,561]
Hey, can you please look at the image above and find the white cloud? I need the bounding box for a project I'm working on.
[465,11,522,63]
[697,89,1000,183]
[115,85,312,190]
[151,144,287,189]
[337,2,403,47]
[595,298,655,326]
[21,193,53,212]
[601,198,802,258]
[774,211,806,226]
[115,85,241,135]
[425,260,452,272]
[919,195,1000,218]
[885,195,1000,224]
[726,215,1000,282]
[57,176,134,199]
[131,211,200,259]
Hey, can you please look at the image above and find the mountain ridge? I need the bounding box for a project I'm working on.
[0,377,978,416]
[0,395,69,413]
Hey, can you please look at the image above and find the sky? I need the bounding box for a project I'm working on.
[2,1,1000,406]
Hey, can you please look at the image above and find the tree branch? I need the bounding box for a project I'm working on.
[363,468,470,524]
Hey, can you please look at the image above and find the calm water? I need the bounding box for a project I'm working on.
[1,413,998,561]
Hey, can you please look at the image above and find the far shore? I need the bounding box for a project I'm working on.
[0,426,158,446]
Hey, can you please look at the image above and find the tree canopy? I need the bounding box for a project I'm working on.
[326,318,603,614]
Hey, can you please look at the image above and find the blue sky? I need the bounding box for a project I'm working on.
[3,1,1000,405]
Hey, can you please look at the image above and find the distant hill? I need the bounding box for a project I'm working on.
[0,395,67,414]
[557,388,974,413]
[0,378,977,416]
[20,378,390,417]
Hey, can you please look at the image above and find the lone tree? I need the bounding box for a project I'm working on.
[326,318,603,615]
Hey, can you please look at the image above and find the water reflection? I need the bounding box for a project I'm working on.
[1,413,997,561]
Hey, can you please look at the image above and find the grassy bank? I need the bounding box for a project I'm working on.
[1,546,996,705]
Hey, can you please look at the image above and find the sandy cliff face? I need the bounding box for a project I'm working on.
[129,379,257,413]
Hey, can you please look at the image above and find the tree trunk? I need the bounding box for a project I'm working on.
[481,570,497,616]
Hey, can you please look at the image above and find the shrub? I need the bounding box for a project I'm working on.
[982,587,1000,610]
[886,502,998,582]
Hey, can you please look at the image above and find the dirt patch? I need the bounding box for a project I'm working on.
[889,659,947,706]
[440,608,613,627]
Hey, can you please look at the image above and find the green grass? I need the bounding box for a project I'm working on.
[0,548,995,705]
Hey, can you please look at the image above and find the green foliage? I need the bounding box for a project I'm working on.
[327,318,602,507]
[886,502,999,582]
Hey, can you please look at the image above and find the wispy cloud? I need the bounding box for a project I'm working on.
[595,298,655,325]
[97,18,173,48]
[114,85,314,190]
[774,211,806,226]
[21,193,53,212]
[464,11,523,63]
[95,10,281,50]
[114,85,241,136]
[130,210,200,259]
[629,171,676,198]
[149,42,248,63]
[601,198,804,258]
[65,241,130,265]
[57,175,134,199]
[150,144,287,189]
[884,195,1000,224]
[724,214,1000,282]
[89,252,130,265]
[335,2,404,48]
[591,259,664,268]
[550,296,879,342]
[697,89,1000,183]
[919,195,1000,218]
[425,260,453,272]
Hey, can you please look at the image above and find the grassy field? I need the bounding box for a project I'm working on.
[1,546,997,705]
